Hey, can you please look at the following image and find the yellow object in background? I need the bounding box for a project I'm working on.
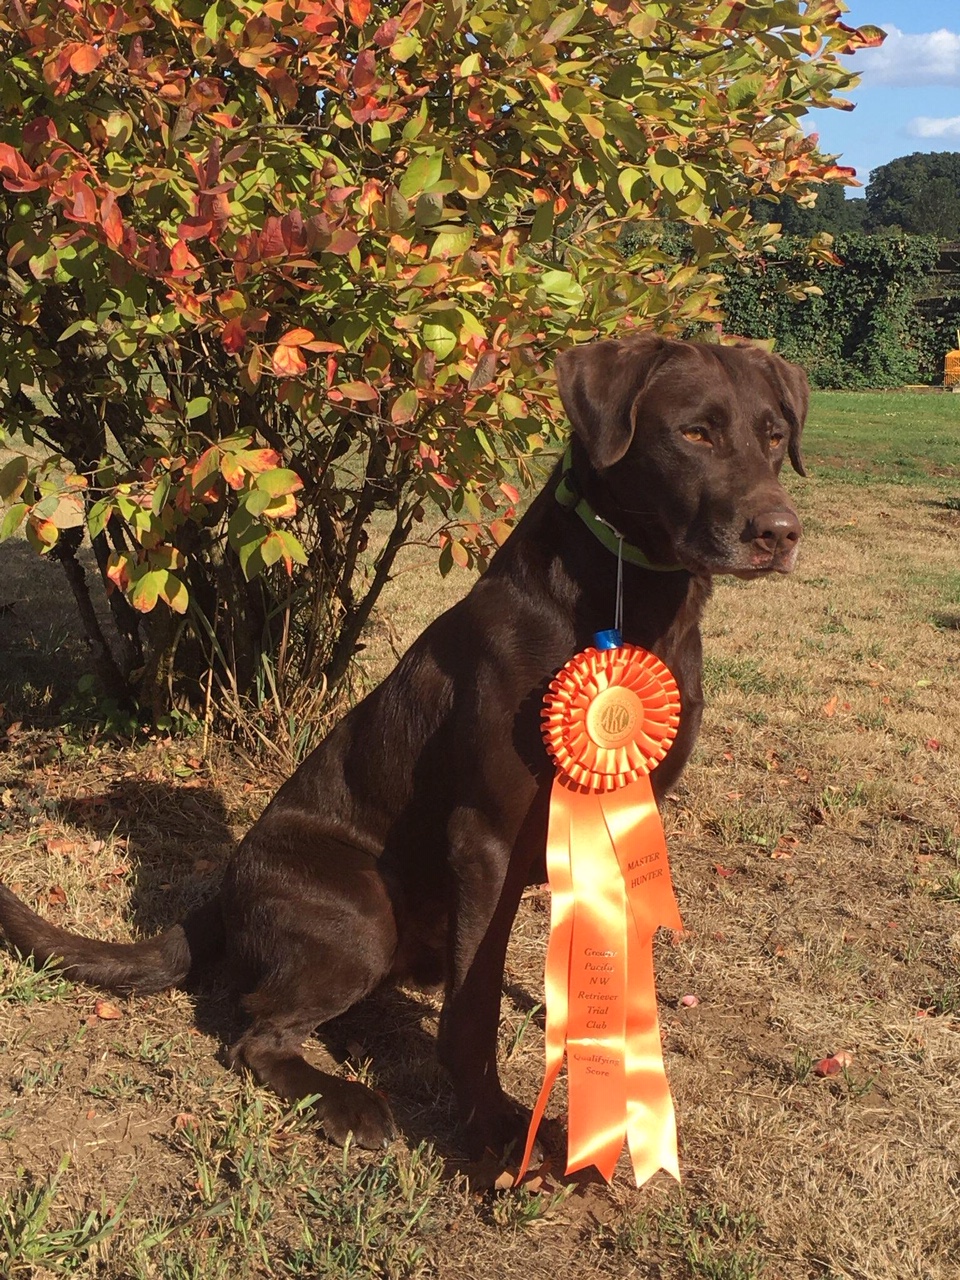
[946,332,960,388]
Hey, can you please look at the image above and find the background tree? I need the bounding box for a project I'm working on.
[751,183,867,236]
[865,152,960,239]
[0,0,881,732]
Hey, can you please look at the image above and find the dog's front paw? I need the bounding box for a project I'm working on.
[464,1096,539,1162]
[317,1079,399,1149]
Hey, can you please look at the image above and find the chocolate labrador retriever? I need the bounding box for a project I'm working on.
[0,335,807,1157]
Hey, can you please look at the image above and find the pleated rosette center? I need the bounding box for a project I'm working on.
[542,645,681,791]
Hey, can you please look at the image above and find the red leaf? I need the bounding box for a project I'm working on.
[178,216,214,241]
[352,49,377,94]
[349,0,371,26]
[258,216,286,258]
[499,482,520,503]
[821,695,838,718]
[326,228,360,256]
[95,999,123,1020]
[714,864,734,878]
[100,195,124,248]
[813,1055,843,1078]
[374,16,400,45]
[925,738,941,752]
[221,318,246,353]
[338,380,379,402]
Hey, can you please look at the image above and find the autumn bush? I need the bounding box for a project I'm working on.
[0,0,880,731]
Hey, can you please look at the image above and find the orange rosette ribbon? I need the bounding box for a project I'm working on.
[517,644,683,1187]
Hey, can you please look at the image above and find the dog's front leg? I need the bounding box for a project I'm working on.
[438,803,538,1158]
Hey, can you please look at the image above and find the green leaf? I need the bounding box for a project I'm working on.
[399,153,444,199]
[539,270,585,308]
[475,428,495,462]
[274,529,308,566]
[185,396,211,421]
[727,75,765,110]
[87,497,114,541]
[159,572,189,614]
[543,5,585,43]
[529,201,554,244]
[0,502,28,541]
[391,388,419,424]
[254,468,303,498]
[130,569,163,613]
[430,227,474,259]
[0,455,28,502]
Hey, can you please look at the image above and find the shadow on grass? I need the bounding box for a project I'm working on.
[0,539,95,725]
[53,775,553,1172]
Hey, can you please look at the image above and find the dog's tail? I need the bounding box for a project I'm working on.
[0,884,225,994]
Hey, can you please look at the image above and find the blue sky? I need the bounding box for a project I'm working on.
[804,1,960,194]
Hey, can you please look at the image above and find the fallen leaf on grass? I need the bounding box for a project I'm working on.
[46,837,82,858]
[813,1050,853,1077]
[680,994,700,1007]
[94,999,122,1021]
[714,864,734,878]
[925,739,941,752]
[47,884,67,906]
[822,695,838,718]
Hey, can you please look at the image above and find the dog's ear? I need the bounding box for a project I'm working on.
[554,336,669,469]
[771,355,809,477]
[752,350,809,477]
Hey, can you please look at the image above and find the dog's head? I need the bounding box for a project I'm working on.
[555,335,808,577]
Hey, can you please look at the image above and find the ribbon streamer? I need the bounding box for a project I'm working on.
[518,644,682,1187]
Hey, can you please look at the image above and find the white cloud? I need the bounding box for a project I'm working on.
[855,25,960,87]
[907,115,960,139]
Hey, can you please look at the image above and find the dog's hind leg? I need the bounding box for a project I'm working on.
[225,852,401,1149]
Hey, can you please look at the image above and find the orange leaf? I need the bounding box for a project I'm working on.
[822,695,838,718]
[272,344,308,376]
[95,999,123,1021]
[239,448,282,474]
[278,327,316,346]
[220,454,245,490]
[69,44,102,75]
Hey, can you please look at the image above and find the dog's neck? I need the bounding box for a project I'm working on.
[489,456,712,667]
[553,444,684,574]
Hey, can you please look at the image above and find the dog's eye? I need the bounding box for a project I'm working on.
[769,431,786,449]
[682,426,711,445]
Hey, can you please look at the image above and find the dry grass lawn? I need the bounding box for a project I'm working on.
[1,391,959,1279]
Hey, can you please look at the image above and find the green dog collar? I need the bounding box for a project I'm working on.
[554,446,685,573]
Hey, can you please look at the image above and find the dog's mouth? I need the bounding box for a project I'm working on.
[680,546,800,579]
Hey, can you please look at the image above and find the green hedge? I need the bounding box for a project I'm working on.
[721,234,960,388]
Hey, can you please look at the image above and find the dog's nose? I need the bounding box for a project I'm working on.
[747,509,801,556]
